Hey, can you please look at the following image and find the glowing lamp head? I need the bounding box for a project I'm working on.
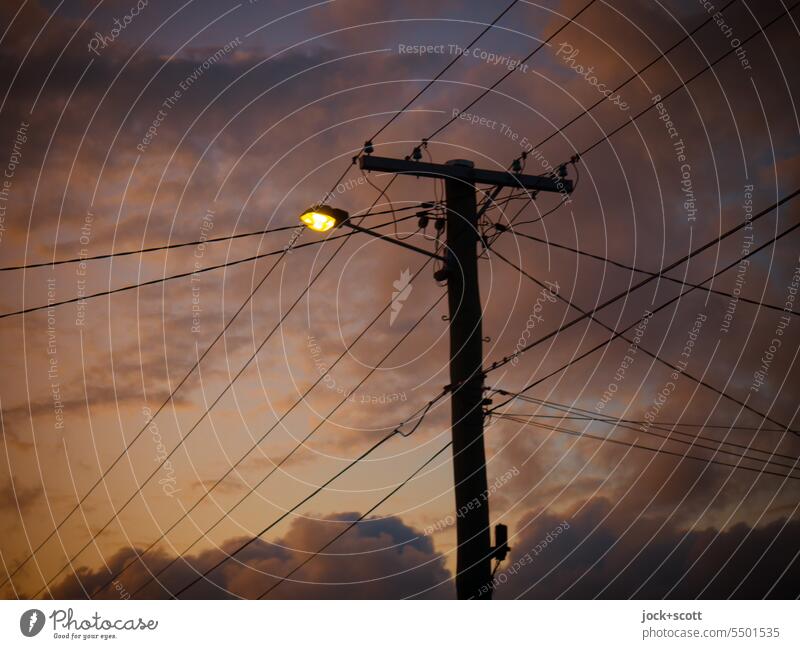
[299,205,349,232]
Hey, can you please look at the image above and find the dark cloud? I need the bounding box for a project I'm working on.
[495,498,800,598]
[45,511,454,599]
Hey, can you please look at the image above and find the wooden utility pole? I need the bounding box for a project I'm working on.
[359,154,571,599]
[442,159,492,599]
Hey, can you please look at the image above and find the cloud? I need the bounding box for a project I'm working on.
[0,477,43,514]
[494,497,800,598]
[46,511,454,599]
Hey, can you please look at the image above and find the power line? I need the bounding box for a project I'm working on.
[503,411,794,456]
[422,0,600,143]
[501,392,785,435]
[1,225,297,273]
[0,206,429,273]
[125,395,445,599]
[577,1,800,159]
[32,255,442,599]
[2,229,313,592]
[486,187,800,375]
[489,244,800,439]
[505,409,784,432]
[4,214,416,589]
[0,214,422,320]
[529,0,739,152]
[258,441,452,599]
[324,0,524,192]
[491,0,788,239]
[22,183,405,594]
[94,286,447,599]
[495,409,800,472]
[487,214,800,433]
[171,390,448,599]
[502,227,800,317]
[367,0,521,144]
[497,415,800,481]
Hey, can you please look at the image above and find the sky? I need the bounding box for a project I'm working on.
[0,0,798,599]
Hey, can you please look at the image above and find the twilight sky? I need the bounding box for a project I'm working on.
[0,0,799,599]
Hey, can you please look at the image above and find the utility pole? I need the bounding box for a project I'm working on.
[442,159,492,600]
[359,154,571,599]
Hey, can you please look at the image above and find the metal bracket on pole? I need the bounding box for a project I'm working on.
[344,221,446,261]
[360,154,573,194]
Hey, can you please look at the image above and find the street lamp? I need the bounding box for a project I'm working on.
[299,204,445,260]
[299,205,349,232]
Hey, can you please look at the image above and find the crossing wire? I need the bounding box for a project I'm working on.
[0,205,430,273]
[92,284,447,599]
[171,391,449,599]
[33,255,441,599]
[497,415,800,482]
[485,188,800,375]
[489,243,800,440]
[422,0,600,144]
[486,209,800,433]
[496,394,797,461]
[493,0,794,237]
[502,226,800,317]
[495,410,800,473]
[0,213,409,590]
[258,442,453,599]
[0,214,421,319]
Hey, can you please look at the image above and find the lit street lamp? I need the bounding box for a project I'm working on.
[299,204,445,260]
[299,205,349,232]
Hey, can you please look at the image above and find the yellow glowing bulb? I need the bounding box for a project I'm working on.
[300,206,341,232]
[300,210,338,232]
